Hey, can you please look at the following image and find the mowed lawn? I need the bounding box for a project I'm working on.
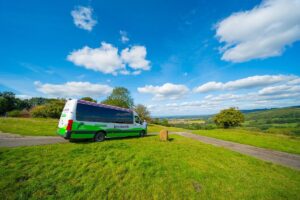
[1,135,300,199]
[192,129,300,155]
[0,117,58,136]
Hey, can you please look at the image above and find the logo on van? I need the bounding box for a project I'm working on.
[114,125,129,128]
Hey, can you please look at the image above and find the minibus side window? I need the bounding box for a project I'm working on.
[76,103,133,124]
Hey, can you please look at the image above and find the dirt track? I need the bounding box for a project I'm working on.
[0,133,67,147]
[1,132,300,170]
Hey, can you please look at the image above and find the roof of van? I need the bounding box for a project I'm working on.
[77,99,133,112]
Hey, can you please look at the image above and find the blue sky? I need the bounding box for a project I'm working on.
[1,0,300,116]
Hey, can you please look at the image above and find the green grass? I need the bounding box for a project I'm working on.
[0,118,181,137]
[192,129,300,154]
[0,117,58,136]
[1,135,300,199]
[147,124,186,133]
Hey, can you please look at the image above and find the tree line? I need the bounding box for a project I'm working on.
[1,88,245,128]
[0,87,151,121]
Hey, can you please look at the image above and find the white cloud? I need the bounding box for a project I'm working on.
[121,46,150,71]
[145,75,300,115]
[35,81,112,98]
[259,84,300,96]
[148,87,300,115]
[216,0,300,62]
[194,81,223,93]
[67,42,124,75]
[138,83,189,100]
[120,31,129,43]
[16,94,31,99]
[71,6,97,31]
[194,75,296,93]
[67,42,150,75]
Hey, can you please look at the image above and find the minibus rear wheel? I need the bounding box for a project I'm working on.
[94,131,105,142]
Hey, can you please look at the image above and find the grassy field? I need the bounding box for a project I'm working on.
[147,124,185,133]
[0,118,184,136]
[0,117,58,136]
[192,129,300,155]
[1,134,300,199]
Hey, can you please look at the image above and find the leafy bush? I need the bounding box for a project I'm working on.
[6,110,21,117]
[30,105,48,118]
[214,107,245,128]
[30,100,65,118]
[6,109,31,118]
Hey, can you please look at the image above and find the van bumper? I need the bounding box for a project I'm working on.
[56,128,70,139]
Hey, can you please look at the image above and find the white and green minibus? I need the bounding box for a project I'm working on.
[57,99,146,142]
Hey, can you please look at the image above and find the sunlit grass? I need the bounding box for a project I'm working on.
[1,135,300,199]
[0,117,58,136]
[192,129,300,154]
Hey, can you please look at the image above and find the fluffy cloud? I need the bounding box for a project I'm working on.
[67,42,124,75]
[194,75,296,93]
[71,6,97,31]
[148,87,300,115]
[35,81,112,98]
[121,46,150,70]
[67,42,150,75]
[216,0,300,62]
[259,84,300,96]
[194,82,223,93]
[120,31,129,43]
[138,83,189,100]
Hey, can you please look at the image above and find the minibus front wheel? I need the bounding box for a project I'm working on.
[94,131,105,142]
[140,130,146,137]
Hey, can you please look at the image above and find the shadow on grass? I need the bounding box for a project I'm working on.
[70,134,156,144]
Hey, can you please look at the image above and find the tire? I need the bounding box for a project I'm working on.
[140,130,146,137]
[94,132,105,142]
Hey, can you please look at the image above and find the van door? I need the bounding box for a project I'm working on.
[58,100,76,129]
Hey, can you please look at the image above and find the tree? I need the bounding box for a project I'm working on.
[214,107,244,128]
[28,97,49,107]
[81,97,97,103]
[101,87,134,109]
[15,98,31,110]
[134,104,151,121]
[0,91,17,115]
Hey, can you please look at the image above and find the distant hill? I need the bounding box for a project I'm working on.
[155,115,212,120]
[244,106,300,121]
[155,105,300,122]
[241,105,300,114]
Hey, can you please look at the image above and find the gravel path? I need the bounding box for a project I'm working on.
[0,133,67,147]
[174,132,300,170]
